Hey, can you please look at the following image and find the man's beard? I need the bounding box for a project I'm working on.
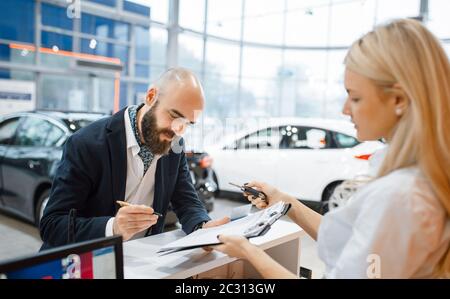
[140,106,175,155]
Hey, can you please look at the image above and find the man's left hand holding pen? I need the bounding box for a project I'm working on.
[113,200,160,241]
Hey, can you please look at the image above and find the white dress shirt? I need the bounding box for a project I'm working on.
[105,106,161,238]
[317,148,450,278]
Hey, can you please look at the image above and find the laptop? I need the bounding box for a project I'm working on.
[0,236,123,279]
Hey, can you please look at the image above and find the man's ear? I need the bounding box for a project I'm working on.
[391,83,409,112]
[146,87,158,106]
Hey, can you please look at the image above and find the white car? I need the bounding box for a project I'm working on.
[205,118,385,210]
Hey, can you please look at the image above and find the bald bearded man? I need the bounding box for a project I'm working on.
[40,68,229,250]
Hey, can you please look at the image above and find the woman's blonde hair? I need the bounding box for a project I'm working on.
[344,19,450,278]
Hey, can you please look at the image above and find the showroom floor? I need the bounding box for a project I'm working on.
[0,198,325,279]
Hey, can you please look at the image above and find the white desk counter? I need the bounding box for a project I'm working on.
[123,219,305,279]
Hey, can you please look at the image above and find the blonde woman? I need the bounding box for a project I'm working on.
[213,19,450,279]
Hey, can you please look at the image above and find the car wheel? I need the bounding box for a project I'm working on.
[35,190,50,226]
[321,182,342,214]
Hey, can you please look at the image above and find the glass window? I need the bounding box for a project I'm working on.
[0,68,34,81]
[81,39,129,74]
[239,78,277,118]
[243,0,285,45]
[205,40,240,77]
[133,83,148,104]
[40,74,90,111]
[124,0,150,17]
[143,0,169,24]
[149,65,166,81]
[92,76,115,113]
[81,13,129,42]
[444,43,450,58]
[0,117,20,145]
[285,0,330,46]
[44,125,65,147]
[203,74,239,119]
[324,50,347,119]
[0,44,35,65]
[0,0,35,43]
[427,0,450,39]
[283,50,329,118]
[280,126,329,149]
[178,34,204,74]
[334,132,359,148]
[88,0,116,7]
[42,3,73,31]
[375,0,420,25]
[135,64,149,78]
[150,27,167,66]
[240,47,282,117]
[135,26,150,62]
[119,81,128,108]
[207,0,242,40]
[14,117,52,146]
[81,38,109,57]
[41,31,73,51]
[329,0,376,46]
[179,0,205,32]
[242,47,282,79]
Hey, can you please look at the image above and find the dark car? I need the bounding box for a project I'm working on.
[0,110,216,227]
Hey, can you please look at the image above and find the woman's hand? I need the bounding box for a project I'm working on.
[244,181,290,209]
[214,235,257,259]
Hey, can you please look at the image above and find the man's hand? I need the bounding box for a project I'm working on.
[113,204,158,241]
[202,216,230,229]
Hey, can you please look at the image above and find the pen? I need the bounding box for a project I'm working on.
[116,200,163,217]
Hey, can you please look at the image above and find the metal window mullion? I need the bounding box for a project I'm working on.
[167,0,180,68]
[236,0,246,118]
[35,0,42,109]
[200,0,208,84]
[128,23,136,106]
[40,25,131,47]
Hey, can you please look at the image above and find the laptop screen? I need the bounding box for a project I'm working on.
[0,236,123,279]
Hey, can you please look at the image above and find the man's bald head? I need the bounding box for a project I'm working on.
[137,68,205,154]
[151,67,204,100]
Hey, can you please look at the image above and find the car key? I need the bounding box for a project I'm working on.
[229,182,268,202]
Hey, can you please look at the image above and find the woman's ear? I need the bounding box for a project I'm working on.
[392,83,409,115]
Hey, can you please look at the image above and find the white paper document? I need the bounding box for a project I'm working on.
[157,201,291,254]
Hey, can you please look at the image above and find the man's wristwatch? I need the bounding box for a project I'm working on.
[193,221,207,231]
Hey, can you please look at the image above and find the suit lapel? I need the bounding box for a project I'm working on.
[106,108,128,213]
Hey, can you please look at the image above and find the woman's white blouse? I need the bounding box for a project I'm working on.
[317,154,450,278]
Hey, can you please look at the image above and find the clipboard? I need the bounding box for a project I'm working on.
[157,201,292,255]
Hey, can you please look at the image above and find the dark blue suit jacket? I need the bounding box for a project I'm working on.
[39,107,210,250]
